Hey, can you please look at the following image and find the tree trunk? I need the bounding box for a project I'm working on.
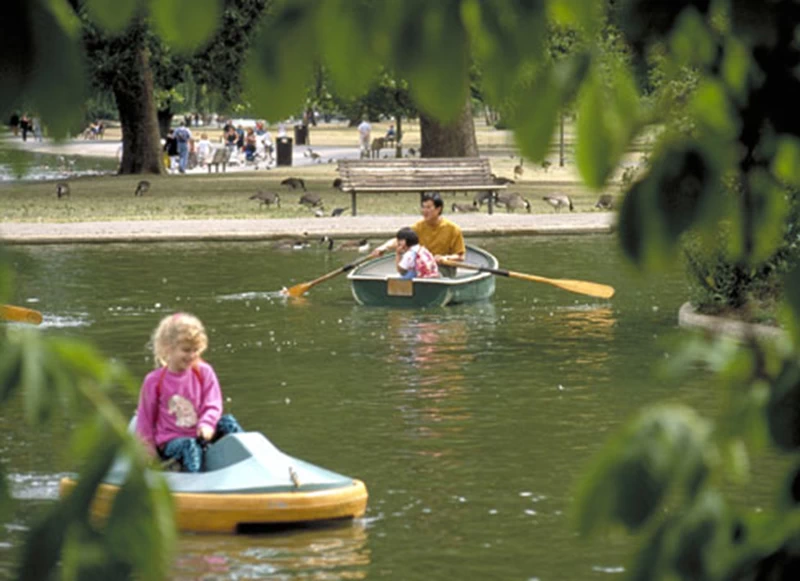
[114,46,164,175]
[419,101,478,158]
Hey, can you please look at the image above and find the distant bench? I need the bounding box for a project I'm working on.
[337,158,506,216]
[208,147,232,173]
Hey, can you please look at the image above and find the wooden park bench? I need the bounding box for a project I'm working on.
[208,147,232,173]
[337,157,506,216]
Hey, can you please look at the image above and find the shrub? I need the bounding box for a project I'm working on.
[683,192,800,320]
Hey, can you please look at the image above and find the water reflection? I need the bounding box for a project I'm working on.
[555,305,616,368]
[174,522,369,580]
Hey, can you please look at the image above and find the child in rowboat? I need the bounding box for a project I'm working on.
[135,312,243,472]
[395,227,440,280]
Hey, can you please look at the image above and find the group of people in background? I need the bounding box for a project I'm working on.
[7,113,42,142]
[161,118,276,173]
[222,119,274,164]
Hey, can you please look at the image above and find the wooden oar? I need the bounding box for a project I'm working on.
[283,254,375,298]
[440,260,615,299]
[0,305,44,325]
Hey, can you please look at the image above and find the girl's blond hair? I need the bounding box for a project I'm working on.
[150,312,208,367]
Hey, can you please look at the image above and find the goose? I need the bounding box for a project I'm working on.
[542,194,574,212]
[452,202,479,213]
[474,191,497,206]
[274,239,309,251]
[56,182,70,198]
[134,180,151,196]
[331,207,346,217]
[249,191,280,208]
[594,194,614,210]
[320,236,370,252]
[540,159,552,172]
[281,177,306,191]
[299,192,323,208]
[513,157,524,179]
[332,178,343,189]
[341,238,370,252]
[500,193,531,213]
[491,173,515,185]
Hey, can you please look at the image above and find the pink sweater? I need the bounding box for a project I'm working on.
[135,361,223,451]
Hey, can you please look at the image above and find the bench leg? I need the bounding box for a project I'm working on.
[488,193,494,215]
[351,192,357,216]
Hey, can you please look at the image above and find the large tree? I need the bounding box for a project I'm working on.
[82,18,163,173]
[80,0,268,174]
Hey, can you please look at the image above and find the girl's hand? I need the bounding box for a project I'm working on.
[197,425,214,441]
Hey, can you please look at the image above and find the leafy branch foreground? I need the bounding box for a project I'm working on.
[8,0,800,579]
[0,327,175,580]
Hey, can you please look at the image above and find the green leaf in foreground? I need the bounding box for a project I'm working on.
[148,0,222,53]
[573,405,713,536]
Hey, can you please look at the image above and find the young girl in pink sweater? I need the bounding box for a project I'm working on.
[135,312,242,472]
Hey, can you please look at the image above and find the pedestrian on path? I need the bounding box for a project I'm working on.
[357,118,371,157]
[174,122,193,174]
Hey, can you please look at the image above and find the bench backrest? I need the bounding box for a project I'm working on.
[338,157,499,192]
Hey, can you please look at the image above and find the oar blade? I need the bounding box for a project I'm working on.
[0,305,43,325]
[553,279,615,299]
[283,283,311,298]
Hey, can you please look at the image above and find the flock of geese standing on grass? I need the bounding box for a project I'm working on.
[51,156,618,214]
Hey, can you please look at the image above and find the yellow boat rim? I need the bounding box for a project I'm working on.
[59,477,368,534]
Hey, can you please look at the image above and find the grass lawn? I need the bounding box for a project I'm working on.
[0,161,625,222]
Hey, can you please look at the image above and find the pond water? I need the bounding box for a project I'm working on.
[0,148,117,182]
[0,234,750,579]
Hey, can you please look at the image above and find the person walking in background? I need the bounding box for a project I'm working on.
[235,125,245,152]
[135,313,243,473]
[163,129,178,172]
[224,125,238,153]
[32,116,43,142]
[19,114,31,142]
[357,118,371,157]
[174,121,193,173]
[244,127,258,162]
[8,113,19,137]
[195,133,213,168]
[257,123,273,164]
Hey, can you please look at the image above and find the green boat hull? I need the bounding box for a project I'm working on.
[348,245,497,308]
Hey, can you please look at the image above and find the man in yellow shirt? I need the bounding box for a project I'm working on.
[371,193,466,274]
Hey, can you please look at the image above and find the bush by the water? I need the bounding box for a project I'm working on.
[683,194,800,322]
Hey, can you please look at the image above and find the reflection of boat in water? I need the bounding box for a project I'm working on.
[59,430,368,534]
[348,245,497,307]
[174,519,370,579]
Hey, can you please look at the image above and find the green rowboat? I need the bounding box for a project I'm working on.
[347,245,497,307]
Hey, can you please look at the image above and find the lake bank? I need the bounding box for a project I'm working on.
[0,213,614,245]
